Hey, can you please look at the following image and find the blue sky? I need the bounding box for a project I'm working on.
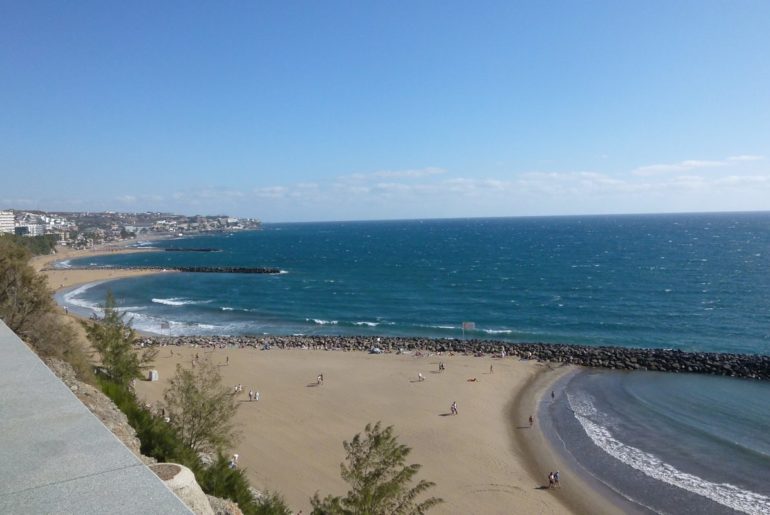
[1,1,768,222]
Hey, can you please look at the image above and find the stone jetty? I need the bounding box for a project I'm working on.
[51,265,281,274]
[163,248,222,252]
[139,334,770,381]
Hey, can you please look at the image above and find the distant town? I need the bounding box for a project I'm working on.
[0,209,261,249]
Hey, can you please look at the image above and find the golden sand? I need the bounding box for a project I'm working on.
[39,243,618,514]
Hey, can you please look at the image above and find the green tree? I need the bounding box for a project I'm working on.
[83,292,157,387]
[0,237,93,381]
[163,359,240,454]
[0,236,54,335]
[311,422,442,515]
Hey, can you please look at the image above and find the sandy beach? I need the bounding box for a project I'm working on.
[32,242,171,294]
[133,346,618,514]
[39,244,619,514]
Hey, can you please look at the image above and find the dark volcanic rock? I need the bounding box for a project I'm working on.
[138,335,770,381]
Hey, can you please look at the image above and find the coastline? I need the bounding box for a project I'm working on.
[33,241,173,295]
[133,345,621,514]
[510,365,643,515]
[34,246,625,514]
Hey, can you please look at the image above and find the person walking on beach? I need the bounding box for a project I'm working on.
[226,356,229,366]
[255,391,260,401]
[451,401,458,415]
[554,470,560,488]
[418,372,424,382]
[548,472,555,488]
[248,390,254,401]
[529,415,534,427]
[490,364,494,374]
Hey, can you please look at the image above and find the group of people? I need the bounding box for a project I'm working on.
[248,389,260,401]
[547,470,560,488]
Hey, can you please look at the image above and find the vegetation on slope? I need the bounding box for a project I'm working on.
[0,237,92,381]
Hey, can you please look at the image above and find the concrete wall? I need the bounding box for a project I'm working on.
[0,320,191,514]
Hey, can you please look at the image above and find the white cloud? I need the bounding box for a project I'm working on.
[633,160,727,176]
[253,186,288,198]
[340,167,447,182]
[633,155,765,176]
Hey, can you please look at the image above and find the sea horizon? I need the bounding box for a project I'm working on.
[54,211,770,515]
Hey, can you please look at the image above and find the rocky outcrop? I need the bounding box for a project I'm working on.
[141,335,770,381]
[206,495,244,515]
[151,463,214,515]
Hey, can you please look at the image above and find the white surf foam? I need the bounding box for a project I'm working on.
[62,282,103,311]
[151,297,211,306]
[307,318,338,325]
[568,393,770,515]
[353,321,379,327]
[482,328,513,334]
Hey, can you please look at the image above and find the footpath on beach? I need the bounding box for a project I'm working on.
[141,333,770,380]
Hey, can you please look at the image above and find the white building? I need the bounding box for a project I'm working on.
[0,211,14,234]
[18,224,45,236]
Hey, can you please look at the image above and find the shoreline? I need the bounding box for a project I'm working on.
[36,246,768,512]
[34,241,174,296]
[510,365,641,515]
[34,247,636,514]
[132,344,617,514]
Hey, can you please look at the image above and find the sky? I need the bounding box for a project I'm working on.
[1,1,769,222]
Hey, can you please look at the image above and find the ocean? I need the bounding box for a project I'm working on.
[57,212,770,514]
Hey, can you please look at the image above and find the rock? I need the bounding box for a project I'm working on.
[151,463,214,515]
[206,495,244,515]
[138,334,770,381]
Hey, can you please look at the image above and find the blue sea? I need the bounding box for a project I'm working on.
[57,213,770,514]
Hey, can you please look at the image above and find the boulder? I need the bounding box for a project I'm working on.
[151,463,214,515]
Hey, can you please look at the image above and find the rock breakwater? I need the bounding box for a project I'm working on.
[49,265,281,274]
[140,335,770,381]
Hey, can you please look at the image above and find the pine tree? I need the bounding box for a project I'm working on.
[84,292,157,387]
[163,359,240,454]
[311,422,442,515]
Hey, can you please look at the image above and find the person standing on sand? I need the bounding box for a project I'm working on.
[418,372,424,382]
[451,401,458,415]
[554,470,560,487]
[255,391,260,401]
[529,415,534,427]
[490,364,493,374]
[248,390,254,401]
